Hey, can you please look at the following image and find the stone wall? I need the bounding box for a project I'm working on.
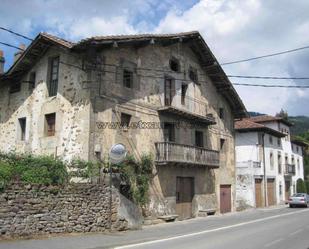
[0,183,129,238]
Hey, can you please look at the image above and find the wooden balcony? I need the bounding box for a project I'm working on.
[284,164,295,176]
[158,94,216,125]
[155,142,220,168]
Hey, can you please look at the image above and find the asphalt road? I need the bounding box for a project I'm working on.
[1,206,309,249]
[115,207,309,249]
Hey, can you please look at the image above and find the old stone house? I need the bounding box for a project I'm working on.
[0,31,246,220]
[235,115,306,210]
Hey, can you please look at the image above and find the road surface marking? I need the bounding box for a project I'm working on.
[289,229,303,236]
[115,209,309,249]
[264,238,284,248]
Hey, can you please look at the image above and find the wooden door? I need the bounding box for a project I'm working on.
[176,177,194,220]
[267,179,276,206]
[220,185,231,213]
[255,179,263,208]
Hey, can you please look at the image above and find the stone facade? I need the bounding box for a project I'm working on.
[0,32,246,219]
[0,183,128,238]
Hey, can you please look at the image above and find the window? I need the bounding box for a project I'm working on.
[220,138,226,151]
[195,131,204,148]
[277,138,281,146]
[164,123,175,142]
[279,183,282,196]
[188,66,198,83]
[181,83,188,105]
[269,135,273,144]
[219,108,224,120]
[10,82,21,93]
[278,154,282,174]
[48,57,59,96]
[123,69,133,88]
[29,71,36,90]
[296,146,299,152]
[18,117,26,141]
[270,152,274,170]
[120,113,131,128]
[169,58,180,72]
[45,113,56,136]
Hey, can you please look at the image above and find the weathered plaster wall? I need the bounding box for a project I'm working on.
[0,47,91,161]
[87,42,236,215]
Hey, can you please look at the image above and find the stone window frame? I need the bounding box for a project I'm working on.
[44,113,56,137]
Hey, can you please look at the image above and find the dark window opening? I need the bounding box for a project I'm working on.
[45,113,56,136]
[164,78,175,106]
[170,58,180,72]
[18,117,26,141]
[123,69,133,88]
[29,71,36,90]
[219,108,224,119]
[120,113,131,128]
[10,82,21,93]
[164,123,175,142]
[195,131,204,148]
[181,83,188,105]
[48,57,59,96]
[220,138,225,151]
[189,66,198,83]
[277,138,281,146]
[269,135,273,144]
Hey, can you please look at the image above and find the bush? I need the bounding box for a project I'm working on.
[118,153,153,206]
[68,158,101,179]
[305,181,309,194]
[296,178,307,193]
[0,152,68,186]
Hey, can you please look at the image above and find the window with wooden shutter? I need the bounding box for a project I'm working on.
[48,57,59,96]
[45,113,56,136]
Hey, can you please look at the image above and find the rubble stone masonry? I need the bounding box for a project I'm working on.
[0,183,128,238]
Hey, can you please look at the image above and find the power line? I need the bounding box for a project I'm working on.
[60,60,309,89]
[0,27,33,41]
[227,75,309,80]
[221,45,309,65]
[0,41,25,51]
[232,83,309,88]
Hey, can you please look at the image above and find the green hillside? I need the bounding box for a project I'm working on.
[289,116,309,135]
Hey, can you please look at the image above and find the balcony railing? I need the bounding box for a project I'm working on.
[155,141,220,167]
[158,94,216,125]
[284,164,295,175]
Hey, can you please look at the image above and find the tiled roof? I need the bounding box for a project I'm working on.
[235,117,286,137]
[78,31,199,44]
[249,115,292,126]
[41,32,75,48]
[235,119,265,129]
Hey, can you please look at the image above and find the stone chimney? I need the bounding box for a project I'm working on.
[0,50,5,74]
[14,44,26,63]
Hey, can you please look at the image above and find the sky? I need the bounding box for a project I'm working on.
[1,0,309,116]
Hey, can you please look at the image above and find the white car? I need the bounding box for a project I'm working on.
[288,193,309,208]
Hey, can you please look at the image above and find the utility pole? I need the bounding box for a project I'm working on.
[262,132,268,207]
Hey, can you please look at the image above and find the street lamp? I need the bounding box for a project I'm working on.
[108,143,127,230]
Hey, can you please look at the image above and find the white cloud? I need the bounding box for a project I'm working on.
[1,0,309,115]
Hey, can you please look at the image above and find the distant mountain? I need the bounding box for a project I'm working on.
[248,111,265,117]
[289,116,309,135]
[248,112,309,135]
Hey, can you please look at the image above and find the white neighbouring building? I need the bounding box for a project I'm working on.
[235,115,306,210]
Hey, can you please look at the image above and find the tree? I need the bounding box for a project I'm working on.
[306,181,309,194]
[276,109,289,120]
[296,178,307,193]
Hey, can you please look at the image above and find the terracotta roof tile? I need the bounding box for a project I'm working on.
[41,32,75,48]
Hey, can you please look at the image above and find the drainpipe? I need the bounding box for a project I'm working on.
[262,132,268,207]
